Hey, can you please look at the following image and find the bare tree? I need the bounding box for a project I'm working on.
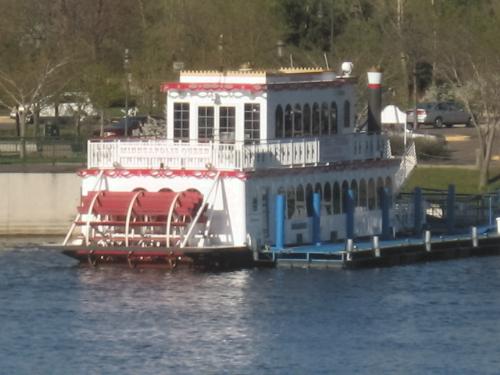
[437,4,500,189]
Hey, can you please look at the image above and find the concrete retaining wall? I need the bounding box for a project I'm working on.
[0,173,80,235]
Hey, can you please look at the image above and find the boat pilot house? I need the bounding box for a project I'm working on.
[163,68,354,144]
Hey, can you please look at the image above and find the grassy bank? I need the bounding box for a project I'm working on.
[402,165,500,194]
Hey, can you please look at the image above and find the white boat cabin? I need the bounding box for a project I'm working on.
[163,67,357,144]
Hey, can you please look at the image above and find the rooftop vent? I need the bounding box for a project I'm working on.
[239,62,253,72]
[341,62,354,77]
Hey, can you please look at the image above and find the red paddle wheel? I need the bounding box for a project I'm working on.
[64,189,206,249]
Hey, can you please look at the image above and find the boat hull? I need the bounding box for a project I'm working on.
[62,245,255,270]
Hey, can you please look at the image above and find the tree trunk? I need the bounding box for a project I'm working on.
[477,123,497,190]
[100,109,105,137]
[34,107,40,138]
[478,158,489,190]
[15,112,20,137]
[19,112,27,160]
[74,112,81,138]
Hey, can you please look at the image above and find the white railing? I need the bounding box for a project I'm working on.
[393,141,417,192]
[87,133,388,171]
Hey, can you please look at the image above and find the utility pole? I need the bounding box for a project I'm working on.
[431,0,437,87]
[397,0,409,104]
[218,34,224,71]
[329,0,334,55]
[124,48,130,137]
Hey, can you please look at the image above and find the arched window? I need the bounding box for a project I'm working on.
[296,184,305,217]
[293,104,302,137]
[368,178,376,210]
[303,104,311,136]
[296,184,305,202]
[324,182,332,215]
[385,177,393,193]
[321,102,329,135]
[287,186,295,219]
[376,177,384,209]
[275,105,283,138]
[314,182,322,198]
[359,179,367,208]
[330,102,338,134]
[306,184,313,217]
[351,179,358,207]
[341,180,349,213]
[344,100,351,128]
[312,103,320,136]
[333,182,341,214]
[284,104,293,138]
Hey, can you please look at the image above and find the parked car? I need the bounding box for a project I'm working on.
[9,107,33,123]
[406,102,472,128]
[93,116,147,137]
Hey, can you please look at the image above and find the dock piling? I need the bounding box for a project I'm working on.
[497,217,500,234]
[425,230,431,252]
[372,236,380,257]
[472,226,478,248]
[346,238,353,261]
[346,238,353,252]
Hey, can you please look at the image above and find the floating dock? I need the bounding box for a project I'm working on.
[255,190,500,269]
[258,228,500,269]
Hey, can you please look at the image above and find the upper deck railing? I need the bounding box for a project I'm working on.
[87,133,390,171]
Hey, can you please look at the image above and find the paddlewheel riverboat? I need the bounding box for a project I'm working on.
[62,63,416,268]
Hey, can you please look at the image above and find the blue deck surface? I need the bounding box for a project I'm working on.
[270,224,498,255]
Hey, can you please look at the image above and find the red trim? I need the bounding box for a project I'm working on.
[161,79,354,93]
[268,80,350,91]
[161,82,265,93]
[368,83,382,89]
[78,168,247,180]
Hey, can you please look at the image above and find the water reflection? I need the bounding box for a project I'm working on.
[76,268,257,373]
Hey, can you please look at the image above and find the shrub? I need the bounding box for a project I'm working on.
[389,134,450,161]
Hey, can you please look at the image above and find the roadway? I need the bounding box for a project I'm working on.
[414,124,500,166]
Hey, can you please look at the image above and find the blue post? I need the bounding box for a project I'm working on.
[414,187,423,234]
[312,192,321,245]
[275,194,285,249]
[345,189,354,239]
[447,184,455,234]
[380,187,391,240]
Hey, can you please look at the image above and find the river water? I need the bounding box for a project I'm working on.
[1,241,500,375]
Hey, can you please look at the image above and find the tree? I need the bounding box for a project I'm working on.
[437,2,500,189]
[0,0,72,157]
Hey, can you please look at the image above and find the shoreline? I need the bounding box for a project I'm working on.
[0,235,63,248]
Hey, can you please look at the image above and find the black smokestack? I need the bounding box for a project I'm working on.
[367,68,382,133]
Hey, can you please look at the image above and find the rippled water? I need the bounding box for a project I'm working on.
[1,241,500,375]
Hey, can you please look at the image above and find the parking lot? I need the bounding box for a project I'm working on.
[415,124,500,166]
